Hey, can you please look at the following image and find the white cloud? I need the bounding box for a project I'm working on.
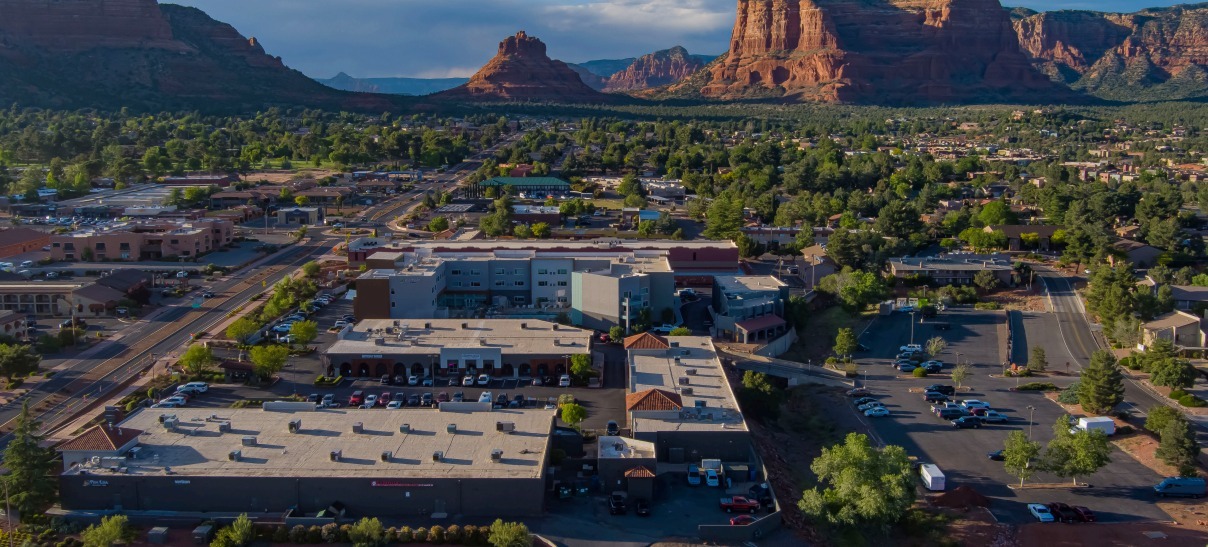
[542,0,731,33]
[411,66,480,79]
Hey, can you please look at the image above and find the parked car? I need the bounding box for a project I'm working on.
[348,391,364,406]
[558,374,571,387]
[1028,504,1055,523]
[421,393,434,406]
[462,375,475,386]
[437,392,450,403]
[477,374,491,386]
[987,450,1005,461]
[922,361,943,373]
[634,499,651,517]
[408,375,420,386]
[960,399,991,410]
[896,363,918,373]
[159,396,187,407]
[705,469,720,487]
[386,400,403,409]
[59,318,87,329]
[977,411,1011,423]
[452,392,464,402]
[1071,506,1096,522]
[1047,502,1079,523]
[899,344,922,353]
[606,420,620,436]
[321,394,334,406]
[650,323,678,334]
[729,515,756,526]
[923,392,950,403]
[951,416,982,429]
[176,382,209,393]
[478,391,493,403]
[718,496,760,513]
[364,394,378,407]
[607,494,627,515]
[845,388,872,398]
[925,384,956,396]
[853,397,878,406]
[687,465,701,486]
[865,407,890,417]
[858,401,884,412]
[406,394,420,407]
[937,408,968,420]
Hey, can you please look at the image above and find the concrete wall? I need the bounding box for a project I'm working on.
[699,512,782,542]
[647,430,751,463]
[597,456,657,493]
[353,278,390,319]
[754,329,798,358]
[60,474,546,518]
[573,271,620,332]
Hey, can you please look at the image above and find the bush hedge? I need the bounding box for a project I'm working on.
[1016,382,1058,391]
[1057,381,1081,404]
[912,367,928,377]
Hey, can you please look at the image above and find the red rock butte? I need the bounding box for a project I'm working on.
[0,0,187,52]
[696,0,1067,104]
[438,31,605,102]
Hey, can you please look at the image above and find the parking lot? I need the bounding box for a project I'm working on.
[855,308,1170,524]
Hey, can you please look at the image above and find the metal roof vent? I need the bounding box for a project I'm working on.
[352,422,364,434]
[157,414,177,424]
[686,368,698,376]
[447,424,457,434]
[380,451,392,462]
[678,377,690,385]
[288,420,301,433]
[330,450,342,462]
[228,450,241,462]
[432,451,443,461]
[491,449,503,461]
[681,387,694,395]
[400,424,411,433]
[241,436,257,446]
[496,421,515,433]
[218,422,231,433]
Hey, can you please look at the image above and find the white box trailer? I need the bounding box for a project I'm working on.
[1076,417,1116,436]
[920,464,946,491]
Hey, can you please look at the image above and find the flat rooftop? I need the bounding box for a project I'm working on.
[326,318,591,357]
[580,257,672,277]
[66,405,553,479]
[628,336,747,433]
[598,436,656,459]
[715,275,785,294]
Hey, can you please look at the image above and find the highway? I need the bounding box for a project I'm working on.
[0,233,340,446]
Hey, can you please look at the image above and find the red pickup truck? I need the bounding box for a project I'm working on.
[719,496,761,513]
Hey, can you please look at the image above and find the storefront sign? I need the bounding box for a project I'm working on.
[82,480,109,487]
[361,354,383,359]
[174,479,192,485]
[371,480,433,488]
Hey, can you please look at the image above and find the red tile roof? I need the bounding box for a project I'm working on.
[623,332,669,350]
[624,466,655,478]
[58,424,142,452]
[625,389,683,411]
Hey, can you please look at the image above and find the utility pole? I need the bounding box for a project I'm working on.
[1027,405,1036,440]
[909,311,916,345]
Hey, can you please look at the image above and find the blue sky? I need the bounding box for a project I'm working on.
[171,0,1191,79]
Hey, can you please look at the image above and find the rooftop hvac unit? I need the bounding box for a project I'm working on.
[673,357,681,365]
[393,320,400,327]
[686,368,698,376]
[520,322,527,329]
[218,422,231,433]
[681,387,694,395]
[695,400,707,408]
[496,421,515,433]
[491,449,503,461]
[288,420,301,433]
[479,339,487,346]
[669,342,679,348]
[424,322,431,329]
[432,451,443,462]
[352,422,364,434]
[158,414,177,424]
[380,451,392,462]
[400,424,411,433]
[228,450,241,462]
[163,418,178,430]
[241,436,257,447]
[678,377,690,385]
[461,322,468,329]
[447,424,457,434]
[330,450,342,462]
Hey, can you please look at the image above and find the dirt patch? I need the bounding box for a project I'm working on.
[943,507,1016,547]
[1114,434,1185,479]
[1160,501,1208,532]
[244,169,337,184]
[932,485,991,509]
[986,287,1047,312]
[1017,521,1208,546]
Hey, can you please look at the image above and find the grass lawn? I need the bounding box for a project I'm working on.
[782,306,876,363]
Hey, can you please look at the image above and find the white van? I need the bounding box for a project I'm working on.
[920,464,945,491]
[176,382,209,394]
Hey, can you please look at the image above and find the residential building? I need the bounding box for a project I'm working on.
[0,280,125,316]
[0,228,51,259]
[58,406,553,519]
[49,219,234,262]
[711,276,790,344]
[740,225,802,250]
[1140,310,1204,349]
[984,225,1063,251]
[1168,285,1208,311]
[1110,239,1163,268]
[887,254,1015,286]
[322,318,590,379]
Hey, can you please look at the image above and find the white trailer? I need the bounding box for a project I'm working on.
[920,464,946,491]
[1075,416,1116,436]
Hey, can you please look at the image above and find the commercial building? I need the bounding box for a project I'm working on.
[49,219,234,262]
[622,334,750,462]
[711,276,789,344]
[350,239,739,329]
[322,318,591,379]
[0,228,51,259]
[276,207,325,226]
[467,176,570,199]
[0,280,125,316]
[887,254,1015,286]
[58,405,554,519]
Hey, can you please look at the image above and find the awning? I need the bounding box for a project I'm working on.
[735,315,787,332]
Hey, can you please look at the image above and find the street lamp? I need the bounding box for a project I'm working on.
[909,311,917,345]
[1027,405,1036,440]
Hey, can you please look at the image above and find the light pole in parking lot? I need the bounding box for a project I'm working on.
[1027,405,1036,440]
[909,311,916,345]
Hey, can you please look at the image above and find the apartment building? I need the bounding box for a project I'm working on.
[711,276,790,343]
[49,219,234,262]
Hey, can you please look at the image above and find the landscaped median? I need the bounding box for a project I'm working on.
[314,375,344,387]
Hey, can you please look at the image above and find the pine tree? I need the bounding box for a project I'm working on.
[2,402,58,516]
[1078,350,1124,415]
[1155,416,1199,477]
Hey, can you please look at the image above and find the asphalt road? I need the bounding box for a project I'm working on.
[0,234,340,448]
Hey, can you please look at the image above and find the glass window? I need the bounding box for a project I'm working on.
[558,281,568,286]
[514,296,526,304]
[558,269,568,274]
[514,281,525,287]
[495,268,504,275]
[538,269,547,275]
[538,281,548,287]
[470,281,481,287]
[495,280,505,287]
[514,268,523,275]
[451,269,462,275]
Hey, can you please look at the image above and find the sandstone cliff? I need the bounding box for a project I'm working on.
[437,31,607,102]
[0,0,399,111]
[604,46,709,92]
[1013,5,1208,100]
[691,0,1066,104]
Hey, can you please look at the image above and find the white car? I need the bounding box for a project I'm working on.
[899,344,923,353]
[650,324,678,334]
[18,260,33,268]
[478,391,493,403]
[177,382,208,393]
[704,469,720,487]
[175,271,189,278]
[558,374,571,387]
[1028,503,1055,523]
[476,374,490,386]
[462,375,475,386]
[961,400,991,411]
[858,401,884,412]
[159,396,187,407]
[386,400,403,409]
[277,334,295,344]
[865,407,890,417]
[364,394,378,407]
[408,375,420,386]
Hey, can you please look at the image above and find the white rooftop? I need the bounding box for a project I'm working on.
[326,318,592,357]
[628,336,747,433]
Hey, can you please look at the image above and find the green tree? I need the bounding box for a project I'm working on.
[211,513,254,547]
[560,403,586,430]
[348,517,385,547]
[1002,430,1042,487]
[179,344,215,376]
[973,270,1001,292]
[531,222,551,238]
[1150,357,1197,390]
[1041,415,1113,486]
[1144,405,1181,435]
[737,370,784,420]
[1078,350,1124,415]
[798,433,914,529]
[301,261,321,278]
[225,318,259,346]
[512,224,531,239]
[249,345,290,379]
[977,201,1014,226]
[951,363,971,389]
[427,216,449,232]
[703,195,743,240]
[81,514,129,547]
[1029,346,1047,372]
[668,327,692,336]
[833,328,857,360]
[290,320,319,347]
[294,195,310,207]
[568,354,592,383]
[1155,416,1199,477]
[926,336,946,358]
[609,325,624,341]
[2,402,57,516]
[0,343,41,380]
[486,519,530,547]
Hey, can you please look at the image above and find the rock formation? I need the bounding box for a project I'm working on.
[437,31,606,102]
[693,0,1066,104]
[0,0,398,111]
[1013,5,1208,100]
[604,46,709,92]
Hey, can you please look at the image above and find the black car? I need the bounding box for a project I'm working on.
[407,394,421,407]
[634,499,651,517]
[926,385,956,396]
[512,394,526,407]
[606,420,620,436]
[923,392,950,403]
[845,388,872,398]
[987,450,1005,461]
[496,393,509,406]
[421,393,434,406]
[607,494,627,515]
[59,318,86,329]
[952,416,982,429]
[1047,502,1080,523]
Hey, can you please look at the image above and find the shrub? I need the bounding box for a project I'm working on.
[320,522,340,543]
[1057,381,1081,404]
[973,302,1001,310]
[445,524,463,544]
[844,363,858,378]
[338,524,353,543]
[461,525,480,544]
[1169,389,1188,400]
[384,528,398,543]
[912,367,928,377]
[397,527,413,543]
[1120,355,1140,370]
[412,527,428,542]
[1016,382,1058,391]
[429,524,446,543]
[1178,394,1207,407]
[288,525,308,543]
[306,525,323,543]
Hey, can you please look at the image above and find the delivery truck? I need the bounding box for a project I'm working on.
[1073,416,1116,436]
[1154,477,1205,498]
[920,464,945,491]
